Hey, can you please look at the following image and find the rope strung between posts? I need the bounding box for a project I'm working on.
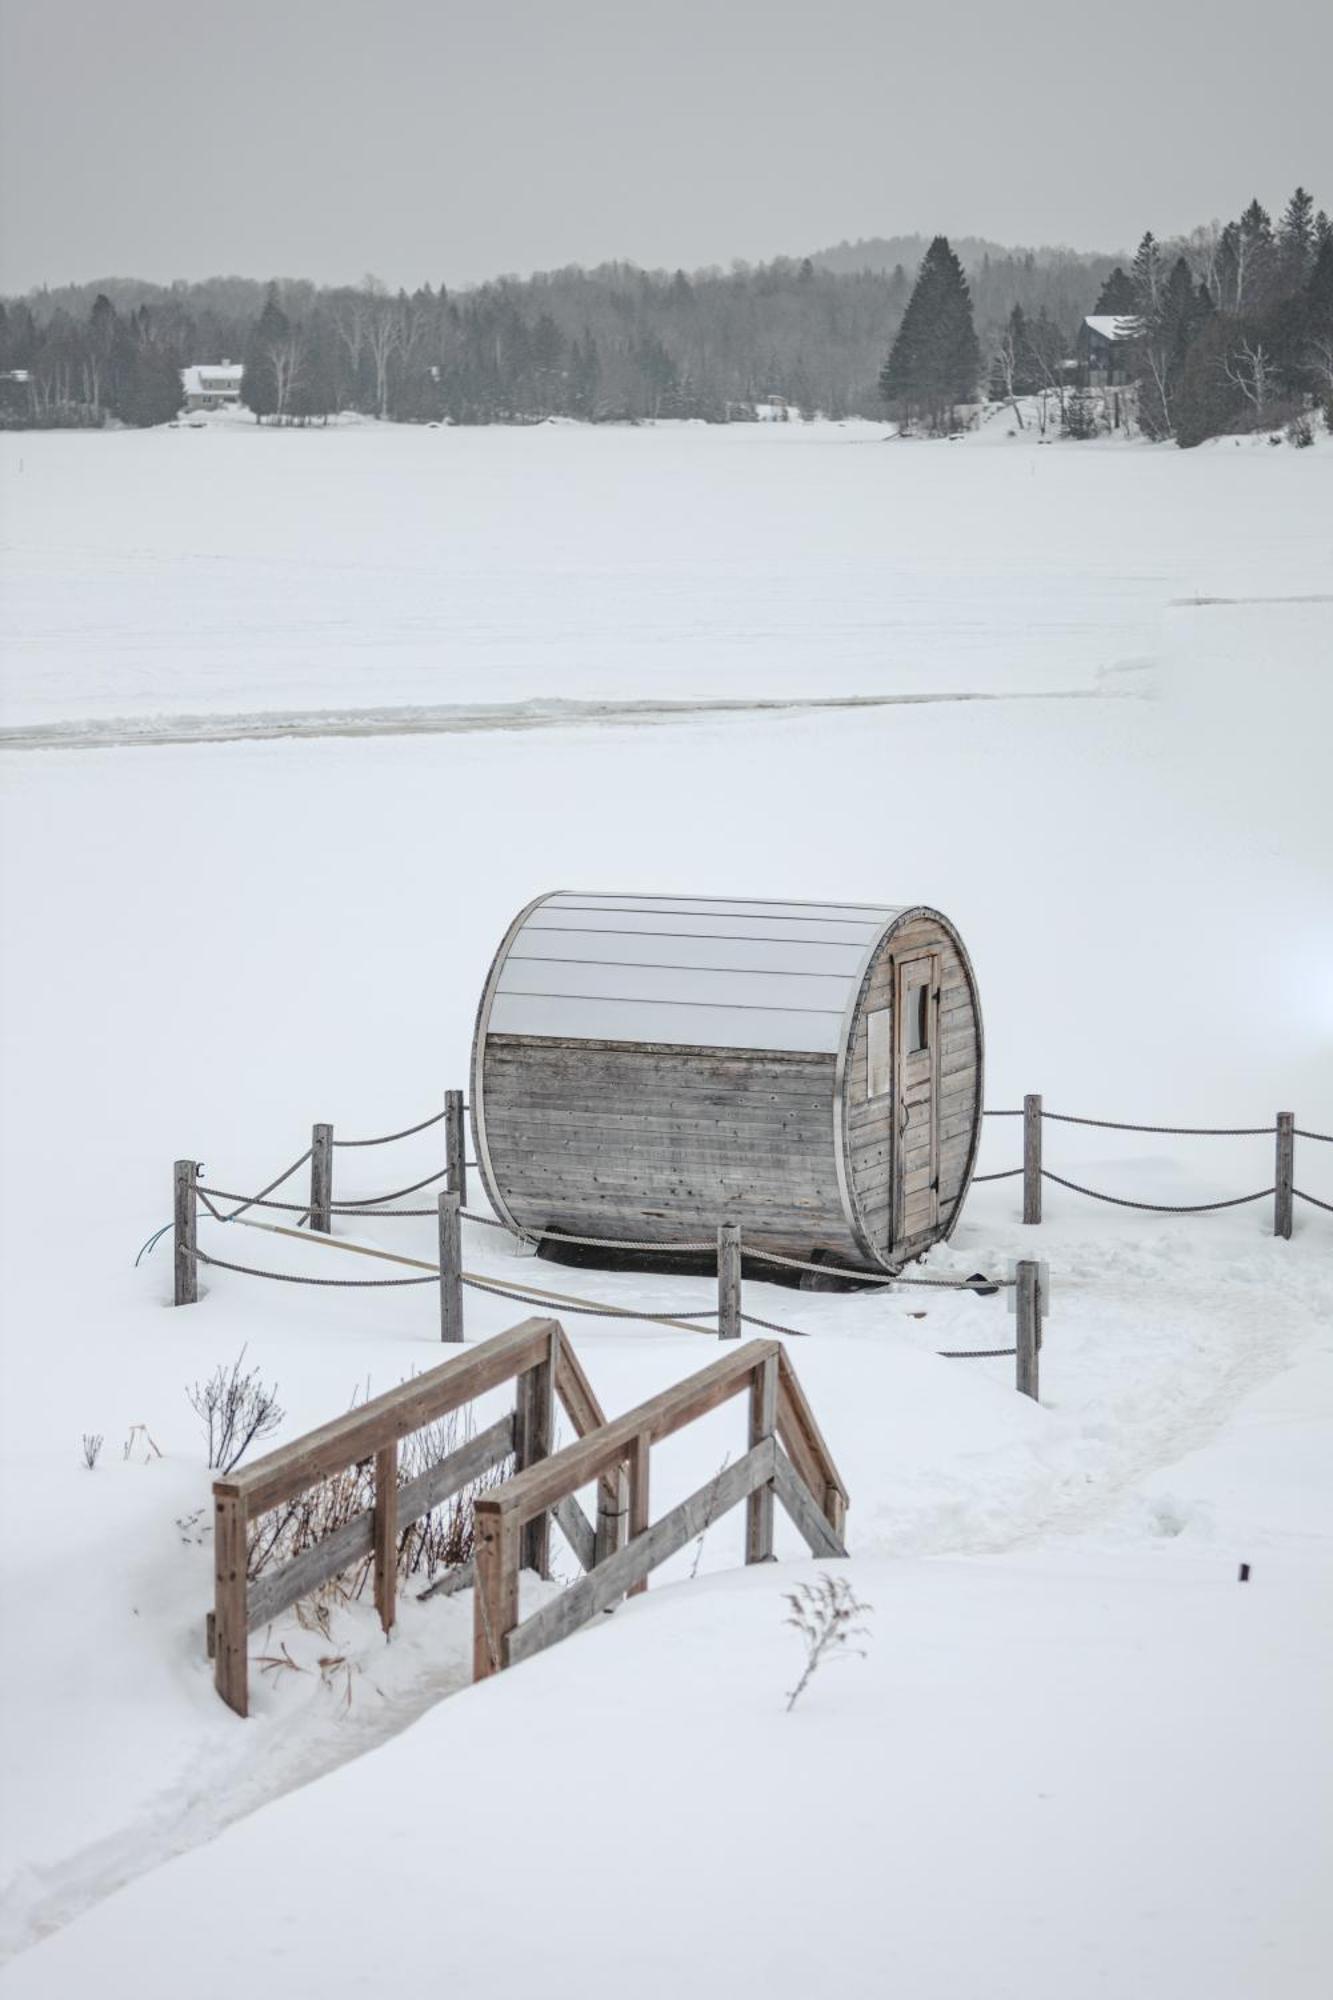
[1295,1129,1333,1144]
[198,1186,439,1218]
[1294,1188,1333,1214]
[331,1108,447,1148]
[972,1167,1023,1183]
[736,1309,809,1338]
[939,1346,1018,1359]
[737,1244,1013,1290]
[195,1247,436,1287]
[334,1167,448,1207]
[205,1148,313,1224]
[1039,1111,1274,1136]
[1041,1170,1274,1214]
[460,1272,719,1333]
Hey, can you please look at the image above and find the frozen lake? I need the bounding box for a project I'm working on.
[2,416,1330,730]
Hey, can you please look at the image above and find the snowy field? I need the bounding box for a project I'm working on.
[0,420,1330,1996]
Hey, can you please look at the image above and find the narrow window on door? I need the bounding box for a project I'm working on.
[908,983,930,1054]
[867,1009,892,1097]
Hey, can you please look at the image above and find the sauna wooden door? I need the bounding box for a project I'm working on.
[894,952,941,1247]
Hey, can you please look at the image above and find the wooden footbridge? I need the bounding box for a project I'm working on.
[209,1317,847,1717]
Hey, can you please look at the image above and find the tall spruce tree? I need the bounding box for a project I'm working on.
[1094,266,1137,315]
[879,236,980,430]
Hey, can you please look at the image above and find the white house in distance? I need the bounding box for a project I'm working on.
[180,361,245,412]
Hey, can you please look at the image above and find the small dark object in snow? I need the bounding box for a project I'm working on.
[966,1272,1000,1296]
[1238,1562,1251,1582]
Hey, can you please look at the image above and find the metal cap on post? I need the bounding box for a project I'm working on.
[718,1220,742,1340]
[1023,1093,1043,1225]
[173,1159,199,1305]
[438,1190,463,1343]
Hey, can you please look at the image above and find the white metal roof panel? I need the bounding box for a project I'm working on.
[488,893,908,1052]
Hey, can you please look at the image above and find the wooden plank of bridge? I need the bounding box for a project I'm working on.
[477,1340,780,1530]
[473,1509,519,1680]
[771,1446,848,1558]
[213,1490,249,1717]
[219,1318,555,1518]
[516,1326,557,1578]
[506,1441,777,1667]
[747,1351,777,1563]
[626,1433,650,1598]
[373,1442,398,1634]
[555,1336,626,1565]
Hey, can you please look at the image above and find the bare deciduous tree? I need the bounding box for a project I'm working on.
[1220,337,1273,421]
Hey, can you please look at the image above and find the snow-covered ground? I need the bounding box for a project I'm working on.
[0,421,1330,1995]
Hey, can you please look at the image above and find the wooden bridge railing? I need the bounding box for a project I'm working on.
[472,1338,849,1678]
[209,1316,615,1717]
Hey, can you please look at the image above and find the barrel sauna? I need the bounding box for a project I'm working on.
[471,893,984,1272]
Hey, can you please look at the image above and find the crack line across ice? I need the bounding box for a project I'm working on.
[0,686,1123,752]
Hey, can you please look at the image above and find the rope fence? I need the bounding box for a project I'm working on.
[975,1095,1328,1239]
[159,1082,1329,1418]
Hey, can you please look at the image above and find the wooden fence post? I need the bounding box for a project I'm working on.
[373,1443,398,1635]
[1023,1093,1043,1225]
[213,1488,248,1716]
[438,1191,463,1342]
[718,1220,741,1339]
[746,1351,778,1563]
[515,1326,556,1579]
[310,1122,333,1234]
[1275,1113,1294,1240]
[1016,1260,1041,1401]
[445,1089,467,1207]
[174,1159,198,1305]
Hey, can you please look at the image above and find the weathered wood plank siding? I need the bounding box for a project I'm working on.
[481,1037,859,1260]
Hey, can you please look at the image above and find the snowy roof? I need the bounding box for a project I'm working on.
[180,363,245,393]
[1083,315,1141,341]
[483,892,908,1054]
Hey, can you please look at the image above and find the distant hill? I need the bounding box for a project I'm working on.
[809,234,1121,277]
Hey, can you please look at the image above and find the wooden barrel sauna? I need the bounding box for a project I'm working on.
[471,893,984,1273]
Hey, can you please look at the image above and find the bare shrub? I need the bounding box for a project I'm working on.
[245,1396,510,1603]
[1286,414,1314,448]
[187,1348,284,1474]
[784,1573,873,1713]
[81,1433,103,1470]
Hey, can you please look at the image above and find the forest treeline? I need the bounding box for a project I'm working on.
[1,190,1328,446]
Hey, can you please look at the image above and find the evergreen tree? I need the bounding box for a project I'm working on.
[1130,233,1163,318]
[1308,234,1333,332]
[1278,186,1315,283]
[879,235,980,429]
[1093,266,1137,315]
[241,283,289,420]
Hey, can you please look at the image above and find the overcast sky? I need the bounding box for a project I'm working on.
[2,0,1330,294]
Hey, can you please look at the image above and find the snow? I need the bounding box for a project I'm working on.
[0,419,1330,1993]
[1083,313,1140,340]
